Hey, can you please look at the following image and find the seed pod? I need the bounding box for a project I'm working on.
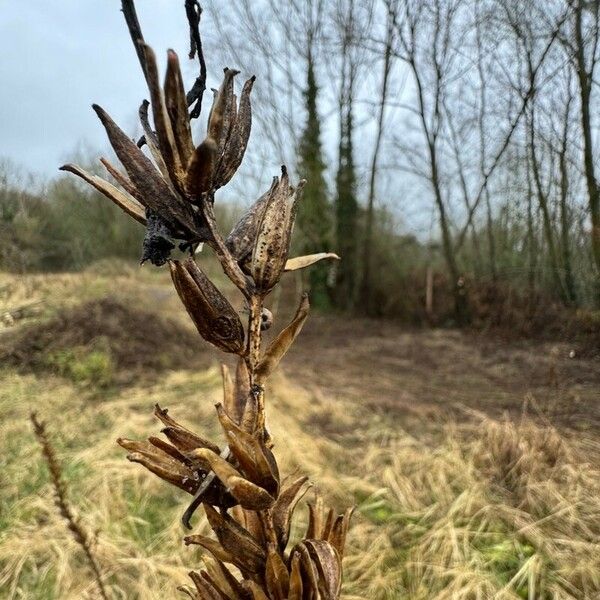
[203,504,267,575]
[265,544,290,600]
[205,558,251,600]
[153,404,221,454]
[190,447,275,510]
[215,76,255,187]
[164,49,194,165]
[141,44,186,193]
[272,476,310,551]
[288,553,303,600]
[251,167,304,292]
[225,185,274,265]
[89,104,197,237]
[169,258,244,354]
[186,137,218,202]
[117,438,199,494]
[187,570,224,600]
[303,540,342,599]
[328,506,355,559]
[216,404,279,496]
[184,535,236,565]
[243,582,270,600]
[208,68,239,150]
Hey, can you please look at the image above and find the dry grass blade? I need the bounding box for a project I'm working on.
[30,412,109,600]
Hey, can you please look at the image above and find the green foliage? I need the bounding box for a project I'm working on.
[0,166,142,273]
[45,344,114,388]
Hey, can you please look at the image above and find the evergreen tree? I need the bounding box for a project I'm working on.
[335,100,358,309]
[297,52,333,307]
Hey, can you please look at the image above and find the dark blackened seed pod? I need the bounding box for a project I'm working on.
[170,258,245,354]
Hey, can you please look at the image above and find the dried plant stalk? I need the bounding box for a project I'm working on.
[62,1,347,598]
[30,413,109,600]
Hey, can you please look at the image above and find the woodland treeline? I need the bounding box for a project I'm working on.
[2,0,600,325]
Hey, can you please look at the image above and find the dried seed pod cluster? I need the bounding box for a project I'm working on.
[62,3,349,598]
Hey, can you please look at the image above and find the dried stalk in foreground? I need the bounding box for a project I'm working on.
[61,2,347,598]
[30,413,109,600]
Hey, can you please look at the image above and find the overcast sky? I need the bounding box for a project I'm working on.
[0,1,211,178]
[0,1,430,234]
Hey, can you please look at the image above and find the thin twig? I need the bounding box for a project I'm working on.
[185,0,207,119]
[121,0,149,84]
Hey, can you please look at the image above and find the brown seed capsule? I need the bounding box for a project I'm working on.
[265,544,290,600]
[225,185,274,265]
[208,68,239,151]
[141,44,186,194]
[251,167,304,292]
[272,476,310,551]
[185,137,218,202]
[215,75,256,188]
[303,539,342,599]
[216,404,279,496]
[288,553,304,600]
[190,447,275,510]
[164,49,194,166]
[169,258,245,354]
[203,504,267,575]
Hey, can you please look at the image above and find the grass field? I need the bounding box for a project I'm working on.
[1,264,599,599]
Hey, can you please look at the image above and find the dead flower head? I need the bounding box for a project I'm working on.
[61,48,254,266]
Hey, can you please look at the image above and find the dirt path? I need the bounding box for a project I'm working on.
[283,314,600,434]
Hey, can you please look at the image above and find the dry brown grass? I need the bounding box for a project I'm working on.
[1,268,599,599]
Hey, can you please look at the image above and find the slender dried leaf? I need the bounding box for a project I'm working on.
[284,253,340,272]
[59,164,146,225]
[255,294,310,384]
